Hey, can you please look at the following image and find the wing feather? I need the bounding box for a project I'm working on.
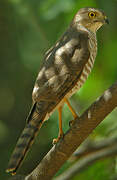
[32,27,90,103]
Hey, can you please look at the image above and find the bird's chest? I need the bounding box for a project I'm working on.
[44,33,97,121]
[67,33,97,97]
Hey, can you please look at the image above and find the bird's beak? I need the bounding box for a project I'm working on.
[104,16,109,24]
[94,16,109,25]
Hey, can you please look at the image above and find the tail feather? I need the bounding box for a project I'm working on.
[6,104,45,175]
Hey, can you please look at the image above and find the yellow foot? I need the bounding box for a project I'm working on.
[69,116,78,127]
[52,134,64,145]
[11,172,16,176]
[6,168,16,176]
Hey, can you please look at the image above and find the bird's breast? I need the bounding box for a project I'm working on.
[66,32,97,98]
[44,33,97,121]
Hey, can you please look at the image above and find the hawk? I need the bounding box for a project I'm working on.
[6,7,109,175]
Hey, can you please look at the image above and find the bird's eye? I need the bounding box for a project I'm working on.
[88,12,96,18]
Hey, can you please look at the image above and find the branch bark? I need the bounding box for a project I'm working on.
[9,81,117,180]
[55,143,117,180]
[70,137,117,160]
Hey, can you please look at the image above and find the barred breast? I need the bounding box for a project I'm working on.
[67,31,97,98]
[44,32,97,121]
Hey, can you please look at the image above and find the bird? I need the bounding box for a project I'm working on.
[6,7,109,175]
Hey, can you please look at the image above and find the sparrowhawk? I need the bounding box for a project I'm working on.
[6,7,109,175]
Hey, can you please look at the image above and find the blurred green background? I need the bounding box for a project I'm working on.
[1,0,117,179]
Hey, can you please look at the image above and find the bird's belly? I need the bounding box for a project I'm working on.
[67,56,94,98]
[44,56,95,121]
[44,34,97,121]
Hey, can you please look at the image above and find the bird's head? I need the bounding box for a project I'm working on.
[73,7,109,33]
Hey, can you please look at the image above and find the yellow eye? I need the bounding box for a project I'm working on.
[88,12,96,18]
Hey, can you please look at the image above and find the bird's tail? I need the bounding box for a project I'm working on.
[6,103,45,175]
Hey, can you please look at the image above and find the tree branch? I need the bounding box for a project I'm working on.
[55,143,117,180]
[70,137,117,160]
[9,81,117,180]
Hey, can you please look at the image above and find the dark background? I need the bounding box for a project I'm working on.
[1,0,117,179]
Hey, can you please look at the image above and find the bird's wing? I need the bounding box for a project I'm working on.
[32,28,90,103]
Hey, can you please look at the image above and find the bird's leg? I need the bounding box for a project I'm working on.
[64,98,78,126]
[53,106,64,144]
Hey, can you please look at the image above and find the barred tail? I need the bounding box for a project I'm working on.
[6,103,45,175]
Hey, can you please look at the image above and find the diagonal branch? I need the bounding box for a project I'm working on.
[55,143,117,180]
[70,137,117,160]
[9,81,117,180]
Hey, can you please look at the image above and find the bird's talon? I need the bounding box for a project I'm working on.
[52,134,64,145]
[52,138,58,145]
[69,120,74,127]
[69,117,78,127]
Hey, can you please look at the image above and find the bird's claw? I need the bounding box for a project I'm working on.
[52,133,64,145]
[69,120,75,127]
[69,116,78,127]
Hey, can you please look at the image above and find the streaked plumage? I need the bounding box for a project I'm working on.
[6,7,108,175]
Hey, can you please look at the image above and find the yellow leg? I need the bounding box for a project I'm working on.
[64,98,78,119]
[58,106,64,137]
[53,106,64,144]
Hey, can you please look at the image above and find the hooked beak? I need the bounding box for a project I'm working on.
[94,17,109,25]
[104,17,109,24]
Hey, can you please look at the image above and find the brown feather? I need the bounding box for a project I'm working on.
[6,103,46,174]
